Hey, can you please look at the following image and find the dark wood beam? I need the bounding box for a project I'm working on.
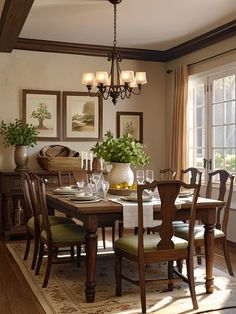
[0,0,34,52]
[15,38,166,62]
[165,19,236,61]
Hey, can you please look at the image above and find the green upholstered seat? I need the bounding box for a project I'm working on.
[174,225,225,241]
[41,224,85,243]
[115,234,188,256]
[27,215,75,231]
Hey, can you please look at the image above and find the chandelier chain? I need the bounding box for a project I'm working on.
[113,3,117,48]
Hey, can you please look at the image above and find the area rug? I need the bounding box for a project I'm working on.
[6,242,236,314]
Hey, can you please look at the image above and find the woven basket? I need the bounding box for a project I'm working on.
[37,156,82,171]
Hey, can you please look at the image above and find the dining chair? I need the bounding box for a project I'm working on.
[160,168,177,180]
[21,172,76,270]
[31,174,86,288]
[174,169,234,276]
[58,169,116,250]
[180,167,203,184]
[114,180,201,313]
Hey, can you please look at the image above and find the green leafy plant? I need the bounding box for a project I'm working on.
[91,131,150,166]
[0,119,38,147]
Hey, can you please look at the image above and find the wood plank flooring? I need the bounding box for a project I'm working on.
[0,238,236,314]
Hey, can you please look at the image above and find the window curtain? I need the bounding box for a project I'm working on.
[169,65,188,178]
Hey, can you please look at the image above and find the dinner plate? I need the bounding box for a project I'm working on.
[178,192,192,198]
[53,188,77,195]
[120,196,153,202]
[69,195,99,201]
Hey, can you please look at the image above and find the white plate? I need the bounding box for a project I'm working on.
[178,192,192,198]
[120,196,153,202]
[53,188,77,195]
[69,195,99,201]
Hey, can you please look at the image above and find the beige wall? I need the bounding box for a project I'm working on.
[0,50,166,175]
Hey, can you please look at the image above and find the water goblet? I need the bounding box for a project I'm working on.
[76,179,85,192]
[101,180,110,201]
[136,169,145,184]
[146,170,154,183]
[91,172,102,195]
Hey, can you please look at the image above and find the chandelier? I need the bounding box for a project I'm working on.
[82,0,147,105]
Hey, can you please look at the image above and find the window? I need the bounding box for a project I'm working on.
[187,65,236,181]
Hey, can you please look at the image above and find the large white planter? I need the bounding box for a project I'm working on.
[108,162,134,186]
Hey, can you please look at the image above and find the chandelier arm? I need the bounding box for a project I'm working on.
[130,86,142,95]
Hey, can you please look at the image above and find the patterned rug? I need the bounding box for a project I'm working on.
[6,242,236,314]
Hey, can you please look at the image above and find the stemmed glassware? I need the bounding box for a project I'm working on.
[136,170,145,184]
[90,172,102,195]
[146,170,154,183]
[101,180,110,201]
[76,179,85,192]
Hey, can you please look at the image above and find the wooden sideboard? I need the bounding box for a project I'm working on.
[0,170,65,240]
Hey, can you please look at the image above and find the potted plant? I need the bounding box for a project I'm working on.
[90,131,150,185]
[0,119,39,170]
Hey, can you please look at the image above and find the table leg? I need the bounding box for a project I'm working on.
[204,222,215,293]
[85,227,98,302]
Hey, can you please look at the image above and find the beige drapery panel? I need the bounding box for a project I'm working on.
[169,65,188,178]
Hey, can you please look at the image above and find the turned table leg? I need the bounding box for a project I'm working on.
[204,221,215,293]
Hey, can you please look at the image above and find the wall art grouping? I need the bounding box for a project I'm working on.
[22,90,103,141]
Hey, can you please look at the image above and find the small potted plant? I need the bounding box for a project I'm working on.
[0,119,39,170]
[91,131,150,185]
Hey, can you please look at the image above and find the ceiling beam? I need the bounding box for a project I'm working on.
[0,0,34,52]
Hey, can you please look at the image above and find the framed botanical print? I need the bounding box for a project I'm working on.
[62,91,103,141]
[117,111,143,143]
[22,89,61,141]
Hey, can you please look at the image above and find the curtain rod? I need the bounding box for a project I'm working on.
[166,47,236,74]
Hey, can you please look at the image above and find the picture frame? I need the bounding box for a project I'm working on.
[62,91,103,141]
[117,111,143,143]
[22,89,61,141]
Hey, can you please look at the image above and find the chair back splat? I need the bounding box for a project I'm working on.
[159,168,176,180]
[180,167,202,185]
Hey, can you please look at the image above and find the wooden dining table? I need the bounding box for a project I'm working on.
[46,191,224,303]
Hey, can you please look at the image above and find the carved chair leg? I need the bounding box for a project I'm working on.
[77,245,81,267]
[115,252,122,296]
[186,257,198,310]
[222,239,234,276]
[42,245,53,288]
[31,234,39,270]
[24,230,32,261]
[70,246,74,261]
[168,261,174,291]
[177,259,183,273]
[138,262,146,314]
[102,227,106,249]
[195,246,202,265]
[35,240,44,275]
[112,223,115,250]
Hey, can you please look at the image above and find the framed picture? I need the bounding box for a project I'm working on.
[117,111,143,143]
[22,89,61,141]
[62,91,103,141]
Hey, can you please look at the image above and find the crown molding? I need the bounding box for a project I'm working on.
[15,38,166,62]
[165,19,236,61]
[0,0,235,61]
[0,0,34,52]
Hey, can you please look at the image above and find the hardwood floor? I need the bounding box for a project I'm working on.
[0,238,235,314]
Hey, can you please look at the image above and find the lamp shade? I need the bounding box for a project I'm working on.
[82,73,95,86]
[95,72,109,84]
[120,71,135,83]
[135,72,147,85]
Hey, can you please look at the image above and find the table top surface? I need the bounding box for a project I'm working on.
[46,191,225,214]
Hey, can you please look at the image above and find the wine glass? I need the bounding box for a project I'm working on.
[101,180,110,201]
[146,170,154,183]
[76,179,85,192]
[136,169,145,184]
[91,172,102,195]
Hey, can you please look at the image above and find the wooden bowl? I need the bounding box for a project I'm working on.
[108,188,135,196]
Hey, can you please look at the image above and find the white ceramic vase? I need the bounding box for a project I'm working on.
[108,162,134,186]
